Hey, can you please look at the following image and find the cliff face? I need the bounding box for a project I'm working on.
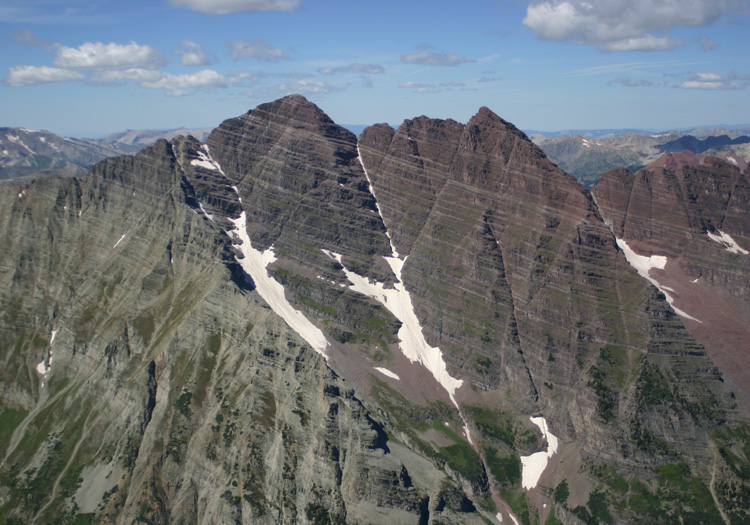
[593,152,750,408]
[1,96,748,525]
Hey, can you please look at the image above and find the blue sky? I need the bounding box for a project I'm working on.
[1,0,748,137]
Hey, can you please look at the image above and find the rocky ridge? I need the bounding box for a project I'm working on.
[1,95,749,524]
[0,126,211,185]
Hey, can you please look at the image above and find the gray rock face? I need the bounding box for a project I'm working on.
[1,96,748,524]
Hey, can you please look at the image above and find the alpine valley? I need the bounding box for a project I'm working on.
[1,95,749,525]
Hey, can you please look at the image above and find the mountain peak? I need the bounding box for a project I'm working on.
[645,150,700,171]
[466,105,529,144]
[250,94,336,128]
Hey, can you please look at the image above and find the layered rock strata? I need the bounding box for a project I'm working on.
[0,96,748,524]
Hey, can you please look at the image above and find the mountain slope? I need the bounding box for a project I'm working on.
[593,152,750,408]
[1,96,748,524]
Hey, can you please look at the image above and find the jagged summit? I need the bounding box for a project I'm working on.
[469,105,524,134]
[243,94,340,130]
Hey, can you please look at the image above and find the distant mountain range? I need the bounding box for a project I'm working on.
[531,130,750,187]
[2,123,748,189]
[0,127,210,185]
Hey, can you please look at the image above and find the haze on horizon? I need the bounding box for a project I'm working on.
[0,0,748,137]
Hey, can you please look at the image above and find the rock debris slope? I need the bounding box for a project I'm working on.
[0,95,749,524]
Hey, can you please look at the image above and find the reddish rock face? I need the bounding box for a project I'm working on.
[359,107,731,463]
[594,152,750,408]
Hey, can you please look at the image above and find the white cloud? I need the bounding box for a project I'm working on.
[53,41,167,69]
[679,71,744,90]
[318,63,384,75]
[250,79,341,99]
[94,68,234,95]
[401,50,475,66]
[140,69,228,95]
[228,38,289,62]
[6,65,84,86]
[275,79,339,94]
[168,0,301,15]
[523,0,732,51]
[176,40,214,66]
[600,35,683,52]
[96,68,164,83]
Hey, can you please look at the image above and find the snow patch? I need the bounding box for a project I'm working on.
[616,238,701,322]
[463,423,474,446]
[6,134,33,153]
[231,185,242,203]
[520,416,558,490]
[36,331,55,387]
[727,157,738,167]
[112,234,126,249]
[227,212,329,358]
[191,145,226,175]
[321,250,462,405]
[374,367,400,380]
[692,277,700,283]
[353,148,470,441]
[707,230,748,255]
[198,201,215,222]
[496,512,503,523]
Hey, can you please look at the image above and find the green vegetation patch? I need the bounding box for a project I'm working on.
[482,444,520,487]
[305,503,346,525]
[175,390,193,419]
[0,408,28,456]
[585,463,724,524]
[465,404,534,448]
[553,480,569,505]
[132,313,155,344]
[437,441,483,484]
[255,391,276,429]
[501,488,533,525]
